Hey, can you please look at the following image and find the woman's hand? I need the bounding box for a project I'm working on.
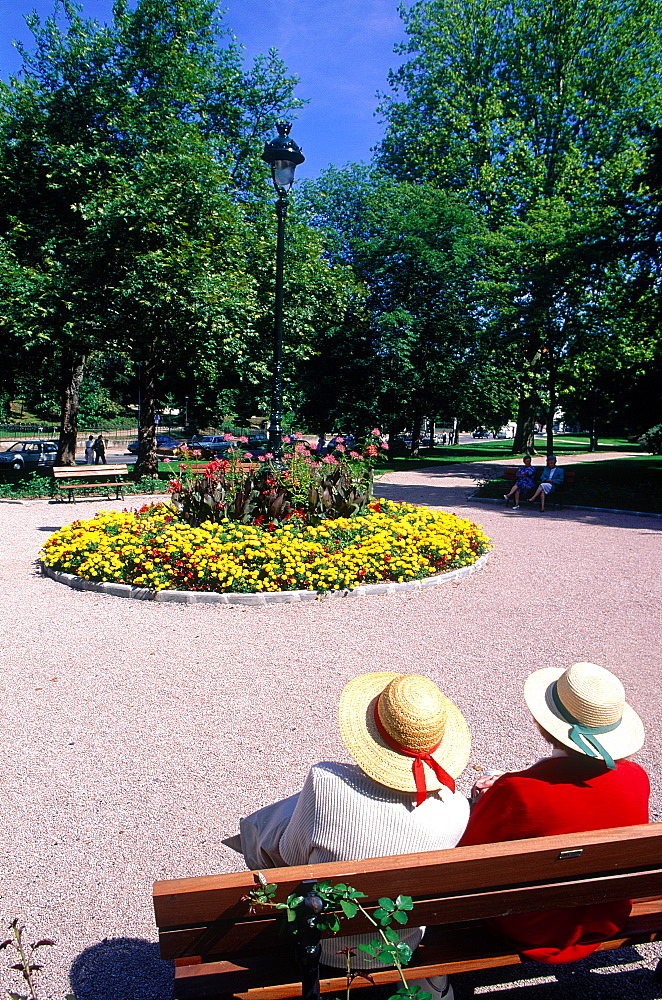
[470,770,505,803]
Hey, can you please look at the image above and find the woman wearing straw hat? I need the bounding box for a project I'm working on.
[460,662,649,964]
[241,672,471,1000]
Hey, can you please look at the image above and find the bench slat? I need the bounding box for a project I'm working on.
[153,824,662,928]
[158,865,662,960]
[170,901,662,999]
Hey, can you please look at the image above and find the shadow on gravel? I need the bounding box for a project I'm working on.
[452,945,662,998]
[70,937,173,1000]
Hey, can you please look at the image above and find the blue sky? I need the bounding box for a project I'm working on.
[0,0,408,179]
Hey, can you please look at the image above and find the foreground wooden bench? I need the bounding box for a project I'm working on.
[52,464,128,502]
[503,466,575,509]
[153,823,662,999]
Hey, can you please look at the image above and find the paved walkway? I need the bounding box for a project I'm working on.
[0,463,660,1000]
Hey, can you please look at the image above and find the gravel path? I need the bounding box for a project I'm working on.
[0,464,660,1000]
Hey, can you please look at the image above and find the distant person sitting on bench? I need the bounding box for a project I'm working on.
[461,662,649,964]
[503,455,536,509]
[527,455,564,511]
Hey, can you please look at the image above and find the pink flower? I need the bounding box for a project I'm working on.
[223,432,235,441]
[294,442,307,454]
[238,435,249,443]
[335,436,345,444]
[264,452,274,460]
[336,443,346,452]
[322,454,338,464]
[258,455,266,462]
[365,444,378,457]
[294,432,303,440]
[349,450,361,459]
[163,458,171,463]
[371,428,381,436]
[380,441,389,450]
[282,435,291,443]
[192,449,202,457]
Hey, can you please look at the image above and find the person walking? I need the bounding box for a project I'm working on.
[84,435,95,464]
[93,434,107,464]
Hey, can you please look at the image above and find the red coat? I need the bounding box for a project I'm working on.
[459,755,650,963]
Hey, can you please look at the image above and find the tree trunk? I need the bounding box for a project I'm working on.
[428,416,435,453]
[57,353,86,465]
[546,359,556,457]
[589,383,599,452]
[410,412,423,459]
[512,389,538,455]
[135,345,159,477]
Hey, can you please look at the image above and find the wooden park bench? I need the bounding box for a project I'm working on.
[153,822,662,999]
[52,464,129,502]
[502,466,575,509]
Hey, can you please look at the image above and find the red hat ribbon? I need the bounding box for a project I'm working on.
[373,701,455,806]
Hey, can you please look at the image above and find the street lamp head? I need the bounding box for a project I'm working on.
[262,121,305,194]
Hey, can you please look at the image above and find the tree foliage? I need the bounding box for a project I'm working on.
[377,0,662,450]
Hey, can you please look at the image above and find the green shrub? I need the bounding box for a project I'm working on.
[638,424,662,454]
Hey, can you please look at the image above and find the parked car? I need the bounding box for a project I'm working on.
[472,428,490,438]
[326,433,356,453]
[126,434,184,455]
[0,440,58,470]
[189,435,238,459]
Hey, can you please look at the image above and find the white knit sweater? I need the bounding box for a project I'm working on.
[278,762,470,969]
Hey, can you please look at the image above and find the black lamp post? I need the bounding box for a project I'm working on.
[261,121,305,459]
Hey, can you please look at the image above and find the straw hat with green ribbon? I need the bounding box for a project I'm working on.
[523,662,644,769]
[338,673,471,804]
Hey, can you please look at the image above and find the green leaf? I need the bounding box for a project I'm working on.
[339,900,358,919]
[357,942,378,956]
[392,909,408,925]
[382,926,400,943]
[378,897,395,911]
[395,895,413,911]
[395,941,412,963]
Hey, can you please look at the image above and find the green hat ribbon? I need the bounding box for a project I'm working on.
[551,683,620,770]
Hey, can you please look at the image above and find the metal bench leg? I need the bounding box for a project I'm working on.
[295,893,323,1000]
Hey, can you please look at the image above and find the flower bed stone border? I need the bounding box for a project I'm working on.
[40,552,489,605]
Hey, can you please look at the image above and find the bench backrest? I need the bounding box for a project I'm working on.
[53,465,128,479]
[153,823,662,962]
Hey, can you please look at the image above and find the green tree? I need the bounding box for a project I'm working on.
[296,166,515,440]
[378,0,662,452]
[0,0,317,469]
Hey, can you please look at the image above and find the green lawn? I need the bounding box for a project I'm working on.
[375,434,641,473]
[472,456,662,515]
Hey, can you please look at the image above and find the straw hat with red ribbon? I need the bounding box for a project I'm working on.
[338,673,471,806]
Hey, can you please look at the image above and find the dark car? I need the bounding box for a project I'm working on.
[126,434,184,455]
[326,433,356,453]
[0,440,58,470]
[188,435,238,459]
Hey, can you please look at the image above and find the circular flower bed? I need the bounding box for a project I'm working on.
[41,499,491,594]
